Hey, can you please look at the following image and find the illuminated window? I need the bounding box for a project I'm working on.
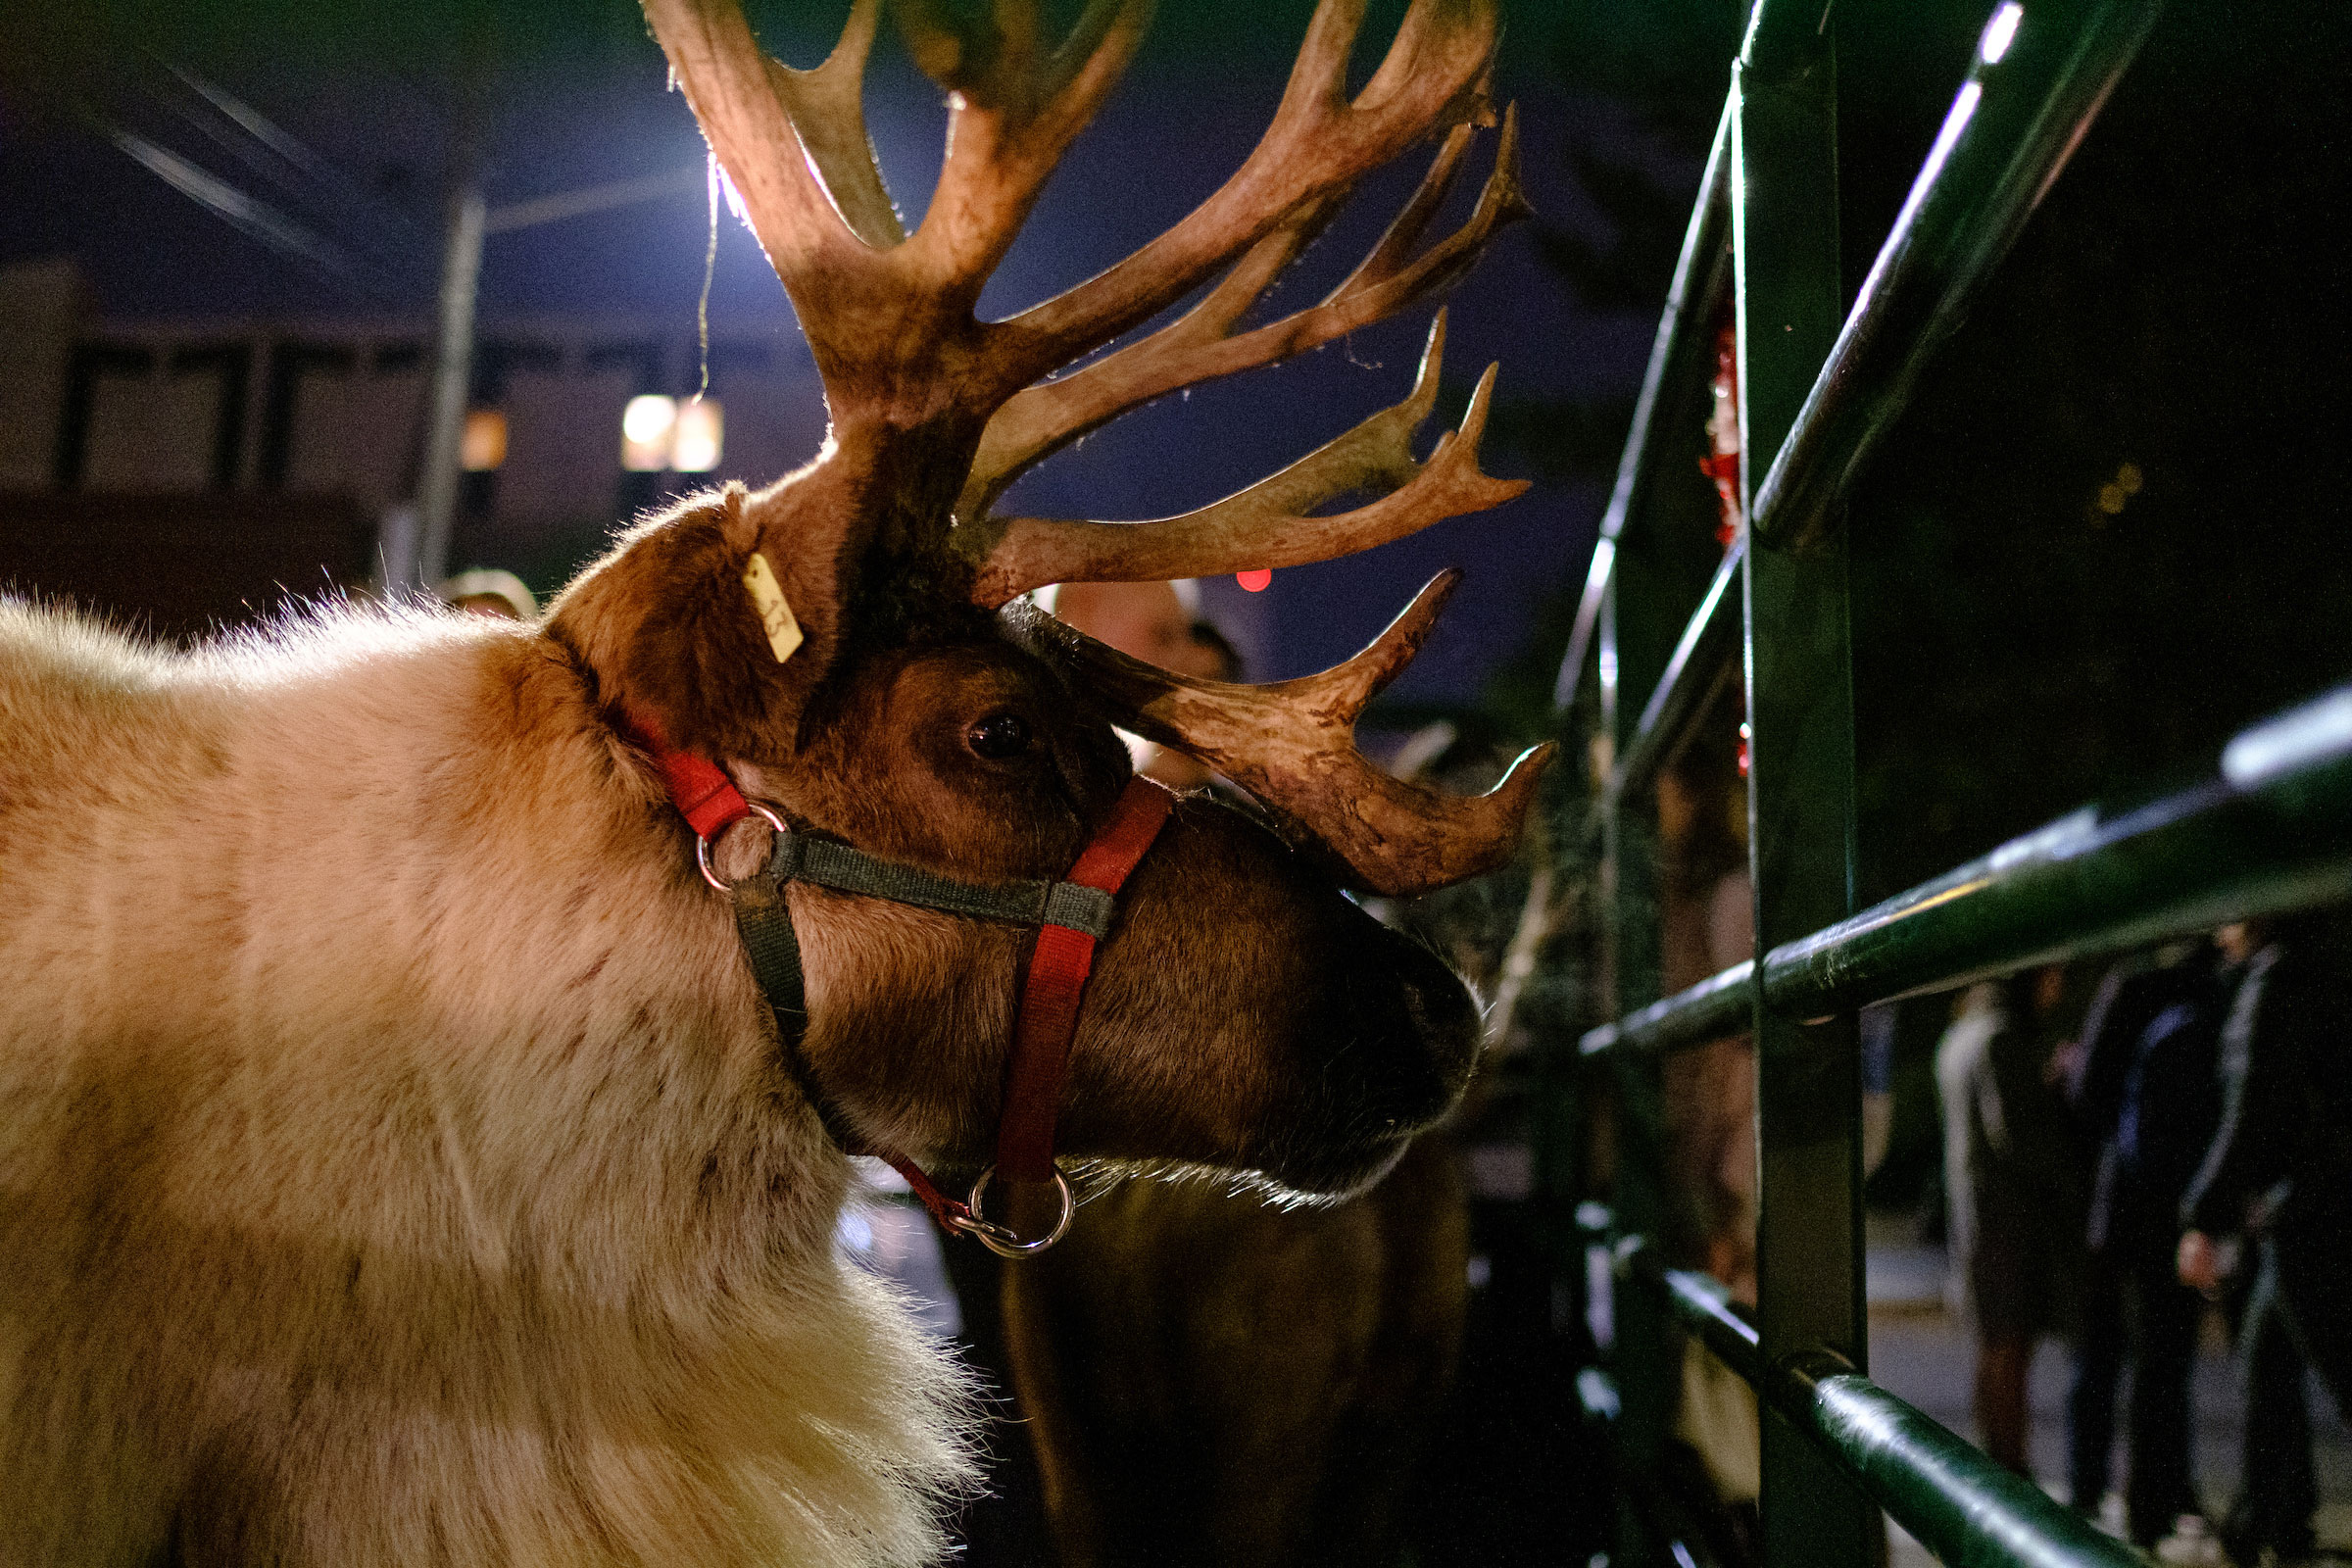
[671,398,723,472]
[618,393,724,472]
[460,408,508,471]
[621,395,676,471]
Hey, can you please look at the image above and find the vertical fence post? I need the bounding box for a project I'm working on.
[1734,14,1873,1568]
[1597,471,1687,1563]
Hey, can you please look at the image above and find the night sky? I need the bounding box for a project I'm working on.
[0,2,1684,709]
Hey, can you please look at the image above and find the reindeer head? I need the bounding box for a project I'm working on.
[546,0,1550,1202]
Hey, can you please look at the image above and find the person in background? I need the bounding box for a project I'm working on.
[439,567,537,620]
[1861,1001,1898,1183]
[1654,747,1755,1302]
[2178,917,2352,1566]
[2210,1196,2316,1567]
[1185,617,1243,686]
[1042,580,1219,789]
[1937,984,1999,1319]
[1938,967,2073,1477]
[2065,936,2232,1545]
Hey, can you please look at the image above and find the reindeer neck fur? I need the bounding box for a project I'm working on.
[0,600,974,1568]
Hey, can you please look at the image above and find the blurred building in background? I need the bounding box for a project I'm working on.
[0,255,830,634]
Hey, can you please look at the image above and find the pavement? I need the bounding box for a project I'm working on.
[845,1181,2352,1567]
[1867,1241,2352,1567]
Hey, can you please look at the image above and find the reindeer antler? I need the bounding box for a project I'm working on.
[641,0,1550,891]
[1004,572,1551,896]
[956,107,1531,525]
[644,0,1158,420]
[646,0,1510,426]
[964,312,1528,606]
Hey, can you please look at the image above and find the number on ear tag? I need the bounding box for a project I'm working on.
[742,551,804,664]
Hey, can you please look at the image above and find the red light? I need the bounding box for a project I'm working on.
[1237,568,1272,593]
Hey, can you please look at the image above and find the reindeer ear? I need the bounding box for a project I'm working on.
[545,481,847,761]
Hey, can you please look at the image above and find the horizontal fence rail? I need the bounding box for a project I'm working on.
[1560,0,2165,744]
[1581,958,1753,1060]
[1580,0,2164,832]
[1583,681,2352,1059]
[1749,0,2164,550]
[1609,539,1746,805]
[1626,1254,2144,1568]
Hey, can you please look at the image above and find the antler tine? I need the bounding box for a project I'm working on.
[1000,579,1556,895]
[1341,101,1527,304]
[985,0,1502,403]
[899,0,1157,303]
[646,0,1503,458]
[769,0,904,249]
[967,313,1528,607]
[959,104,1527,519]
[644,0,897,274]
[1336,110,1483,301]
[1316,566,1459,714]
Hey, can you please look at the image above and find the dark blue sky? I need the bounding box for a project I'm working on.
[0,2,1694,708]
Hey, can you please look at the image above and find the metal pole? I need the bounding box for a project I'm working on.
[1733,16,1875,1565]
[1593,435,1689,1566]
[1552,98,1736,716]
[1749,0,2165,552]
[1647,1261,2143,1568]
[410,66,489,597]
[1581,680,2352,1064]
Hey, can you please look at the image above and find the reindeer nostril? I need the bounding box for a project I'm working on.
[1339,921,1482,1107]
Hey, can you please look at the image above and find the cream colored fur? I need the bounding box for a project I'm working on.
[0,600,974,1567]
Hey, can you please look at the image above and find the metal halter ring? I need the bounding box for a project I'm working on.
[953,1165,1076,1259]
[697,800,790,892]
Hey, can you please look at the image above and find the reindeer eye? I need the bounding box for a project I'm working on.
[966,711,1032,760]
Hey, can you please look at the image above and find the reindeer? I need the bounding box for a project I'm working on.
[0,2,1544,1563]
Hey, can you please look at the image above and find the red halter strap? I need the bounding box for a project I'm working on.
[629,712,1171,1246]
[992,774,1169,1184]
[644,733,751,841]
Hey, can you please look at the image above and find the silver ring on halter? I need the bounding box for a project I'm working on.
[697,800,790,892]
[953,1165,1076,1259]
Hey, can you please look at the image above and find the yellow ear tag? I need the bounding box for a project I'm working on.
[741,551,804,664]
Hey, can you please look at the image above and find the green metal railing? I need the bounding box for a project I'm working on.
[1583,696,2352,1063]
[1632,1249,2146,1568]
[1522,0,2346,1564]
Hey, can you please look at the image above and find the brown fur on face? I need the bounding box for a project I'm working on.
[543,474,1481,1200]
[550,480,841,759]
[566,492,1484,1192]
[0,459,1480,1564]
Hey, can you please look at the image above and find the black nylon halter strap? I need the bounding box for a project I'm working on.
[730,867,811,1043]
[633,697,1171,1255]
[729,830,1114,1059]
[725,820,1134,1250]
[710,778,1174,1256]
[763,831,1116,941]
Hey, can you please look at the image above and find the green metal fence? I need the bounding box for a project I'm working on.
[1541,0,2352,1564]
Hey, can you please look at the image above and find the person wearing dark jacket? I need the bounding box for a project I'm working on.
[2178,921,2352,1562]
[2065,940,2232,1544]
